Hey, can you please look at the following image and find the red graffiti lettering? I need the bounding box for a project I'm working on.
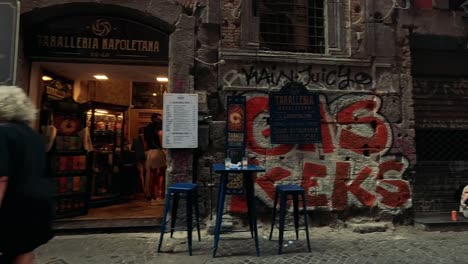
[302,162,328,206]
[331,162,351,210]
[247,97,294,156]
[348,167,376,207]
[337,100,389,155]
[376,180,411,208]
[238,94,412,212]
[319,99,336,154]
[377,160,405,179]
[256,167,292,201]
[332,164,376,208]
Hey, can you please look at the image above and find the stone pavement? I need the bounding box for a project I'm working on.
[35,226,468,264]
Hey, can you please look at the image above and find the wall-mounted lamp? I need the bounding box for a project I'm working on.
[42,75,53,81]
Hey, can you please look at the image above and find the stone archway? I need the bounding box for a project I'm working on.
[19,1,198,185]
[20,0,181,26]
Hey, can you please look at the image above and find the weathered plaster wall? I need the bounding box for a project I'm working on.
[209,0,416,220]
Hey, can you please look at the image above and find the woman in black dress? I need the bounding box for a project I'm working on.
[0,86,54,264]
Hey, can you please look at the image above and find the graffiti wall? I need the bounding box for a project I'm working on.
[220,61,404,93]
[223,64,373,91]
[229,93,412,214]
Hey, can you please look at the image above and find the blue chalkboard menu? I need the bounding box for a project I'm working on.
[269,82,322,144]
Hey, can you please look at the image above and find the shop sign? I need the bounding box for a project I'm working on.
[226,96,246,150]
[225,95,246,194]
[45,79,73,100]
[269,82,322,144]
[27,16,169,62]
[0,0,19,85]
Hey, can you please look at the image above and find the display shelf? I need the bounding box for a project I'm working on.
[86,102,128,207]
[54,150,87,155]
[54,192,88,197]
[54,170,88,176]
[53,185,88,219]
[41,96,90,219]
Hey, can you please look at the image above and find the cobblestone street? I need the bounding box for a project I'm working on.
[35,226,468,264]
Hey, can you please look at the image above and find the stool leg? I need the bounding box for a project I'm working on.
[301,192,311,252]
[269,187,279,241]
[194,189,201,242]
[246,195,254,239]
[170,194,180,238]
[244,177,254,239]
[187,193,193,256]
[278,192,287,254]
[158,192,172,253]
[245,172,260,256]
[293,193,300,240]
[213,174,227,257]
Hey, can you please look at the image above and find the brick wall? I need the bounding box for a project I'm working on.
[221,0,241,49]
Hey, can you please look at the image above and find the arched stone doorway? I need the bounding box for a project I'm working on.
[18,1,197,225]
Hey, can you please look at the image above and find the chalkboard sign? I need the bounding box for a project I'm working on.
[269,82,322,144]
[26,16,169,62]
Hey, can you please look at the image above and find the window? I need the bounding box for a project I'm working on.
[256,0,325,53]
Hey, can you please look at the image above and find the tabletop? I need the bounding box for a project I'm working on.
[212,163,266,173]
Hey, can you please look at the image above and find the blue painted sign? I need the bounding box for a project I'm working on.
[225,95,247,195]
[226,96,246,154]
[269,82,322,144]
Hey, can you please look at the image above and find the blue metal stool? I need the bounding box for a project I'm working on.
[158,183,201,256]
[269,184,311,254]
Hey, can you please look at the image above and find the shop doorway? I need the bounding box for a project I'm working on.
[32,61,169,221]
[19,2,176,227]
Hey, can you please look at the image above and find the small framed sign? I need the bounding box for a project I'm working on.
[269,82,322,144]
[162,93,198,149]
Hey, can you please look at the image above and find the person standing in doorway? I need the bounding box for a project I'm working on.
[144,113,166,201]
[0,86,54,264]
[132,127,146,194]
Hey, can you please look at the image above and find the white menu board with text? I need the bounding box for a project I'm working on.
[163,93,198,148]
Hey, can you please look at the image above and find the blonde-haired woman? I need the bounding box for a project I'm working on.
[0,86,54,264]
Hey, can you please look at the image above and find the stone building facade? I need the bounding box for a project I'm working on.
[16,0,468,225]
[200,0,416,225]
[398,0,468,214]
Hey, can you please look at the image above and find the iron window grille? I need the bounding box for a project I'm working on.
[255,0,325,53]
[416,129,468,161]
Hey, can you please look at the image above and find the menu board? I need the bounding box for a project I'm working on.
[163,93,198,148]
[269,82,322,144]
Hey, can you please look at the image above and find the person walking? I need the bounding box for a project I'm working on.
[0,86,54,264]
[143,113,166,201]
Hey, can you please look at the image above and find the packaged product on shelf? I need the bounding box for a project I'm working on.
[73,156,86,170]
[72,176,81,192]
[59,178,67,193]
